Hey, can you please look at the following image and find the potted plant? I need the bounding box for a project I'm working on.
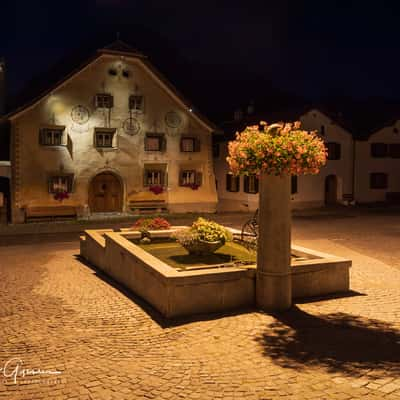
[131,217,171,243]
[173,217,233,255]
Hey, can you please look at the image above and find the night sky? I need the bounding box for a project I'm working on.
[2,1,400,120]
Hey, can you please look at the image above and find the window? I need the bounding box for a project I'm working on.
[226,174,240,192]
[291,175,298,194]
[326,142,341,160]
[95,93,113,109]
[180,136,200,152]
[370,173,388,189]
[145,134,166,151]
[144,170,164,186]
[39,126,65,146]
[180,170,202,187]
[389,144,400,158]
[129,95,144,112]
[94,128,116,148]
[212,142,220,158]
[244,175,259,194]
[48,175,73,193]
[320,125,325,136]
[371,143,387,158]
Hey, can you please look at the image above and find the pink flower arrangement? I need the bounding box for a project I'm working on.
[133,217,171,230]
[149,185,164,195]
[54,190,69,202]
[226,121,327,176]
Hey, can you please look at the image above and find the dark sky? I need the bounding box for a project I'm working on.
[1,0,400,119]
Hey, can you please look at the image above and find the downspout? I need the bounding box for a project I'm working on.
[351,137,356,203]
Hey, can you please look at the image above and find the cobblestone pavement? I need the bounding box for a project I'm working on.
[0,215,400,399]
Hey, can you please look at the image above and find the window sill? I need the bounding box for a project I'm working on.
[40,145,66,149]
[96,147,118,152]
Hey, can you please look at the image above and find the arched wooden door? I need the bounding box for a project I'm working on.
[325,175,338,205]
[89,172,122,212]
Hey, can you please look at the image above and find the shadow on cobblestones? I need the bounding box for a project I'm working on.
[257,306,400,377]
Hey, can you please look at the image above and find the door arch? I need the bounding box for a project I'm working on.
[325,175,338,205]
[88,172,122,213]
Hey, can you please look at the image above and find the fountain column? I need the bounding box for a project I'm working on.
[256,173,292,311]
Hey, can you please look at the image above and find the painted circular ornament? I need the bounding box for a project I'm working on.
[165,111,182,128]
[123,117,141,136]
[71,105,90,124]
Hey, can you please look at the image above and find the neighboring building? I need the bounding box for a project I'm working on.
[355,119,400,203]
[5,41,218,223]
[0,59,11,223]
[214,108,355,211]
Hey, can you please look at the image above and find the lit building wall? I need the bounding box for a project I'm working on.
[10,54,217,222]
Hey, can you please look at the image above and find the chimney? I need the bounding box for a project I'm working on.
[0,59,5,116]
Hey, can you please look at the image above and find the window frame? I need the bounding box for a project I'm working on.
[95,93,114,109]
[226,174,240,192]
[326,142,341,160]
[128,95,144,112]
[370,172,388,189]
[291,175,298,194]
[145,133,166,152]
[244,174,259,194]
[371,143,388,158]
[143,169,164,187]
[39,126,65,146]
[179,170,202,187]
[180,136,200,153]
[94,128,116,148]
[48,175,74,194]
[388,143,400,158]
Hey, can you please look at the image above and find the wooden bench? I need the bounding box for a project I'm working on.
[129,200,167,214]
[25,206,78,222]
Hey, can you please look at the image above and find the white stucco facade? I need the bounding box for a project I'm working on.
[355,120,400,203]
[9,48,218,223]
[215,109,354,211]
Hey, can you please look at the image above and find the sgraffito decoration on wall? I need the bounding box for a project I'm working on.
[71,105,90,125]
[165,111,182,128]
[122,117,141,136]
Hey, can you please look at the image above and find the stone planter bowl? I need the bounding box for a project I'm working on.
[183,239,224,255]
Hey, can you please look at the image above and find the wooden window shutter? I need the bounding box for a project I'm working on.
[109,95,114,108]
[226,174,231,191]
[195,172,202,186]
[254,176,259,193]
[194,138,201,152]
[163,171,168,186]
[39,129,45,145]
[291,175,298,194]
[244,175,249,193]
[335,143,341,160]
[180,137,184,152]
[160,135,167,152]
[179,170,184,186]
[235,176,240,192]
[143,170,148,186]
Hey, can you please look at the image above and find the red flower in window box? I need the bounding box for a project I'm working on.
[54,190,69,202]
[183,183,199,190]
[149,185,163,195]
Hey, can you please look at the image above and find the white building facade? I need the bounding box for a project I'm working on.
[355,120,400,203]
[215,108,355,211]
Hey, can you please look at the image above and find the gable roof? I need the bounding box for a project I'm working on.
[5,41,217,132]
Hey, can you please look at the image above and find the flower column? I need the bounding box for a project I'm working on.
[256,172,292,311]
[226,121,327,312]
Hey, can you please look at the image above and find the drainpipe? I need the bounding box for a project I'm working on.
[351,138,356,203]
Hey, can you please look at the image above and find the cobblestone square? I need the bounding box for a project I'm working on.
[0,213,399,399]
